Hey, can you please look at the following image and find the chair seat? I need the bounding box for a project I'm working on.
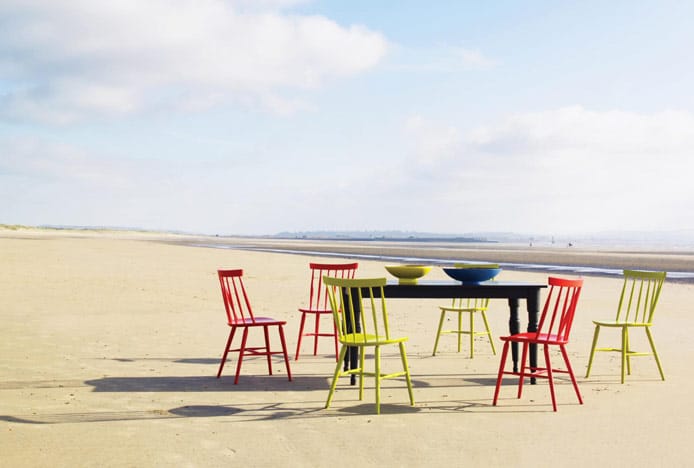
[438,306,486,312]
[298,307,332,314]
[499,332,568,345]
[228,317,286,326]
[592,320,651,327]
[341,333,408,346]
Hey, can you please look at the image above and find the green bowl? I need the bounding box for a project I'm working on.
[385,265,432,285]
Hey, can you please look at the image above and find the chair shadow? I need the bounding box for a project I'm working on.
[83,374,328,392]
[404,374,515,388]
[175,358,220,365]
[464,376,513,386]
[335,403,421,415]
[109,357,220,365]
[0,405,242,425]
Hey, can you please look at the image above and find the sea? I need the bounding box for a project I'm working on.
[186,240,694,283]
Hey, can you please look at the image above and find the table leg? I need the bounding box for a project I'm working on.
[526,289,541,385]
[342,288,360,386]
[508,298,520,372]
[348,348,358,385]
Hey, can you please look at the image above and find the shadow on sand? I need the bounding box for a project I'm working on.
[84,373,327,392]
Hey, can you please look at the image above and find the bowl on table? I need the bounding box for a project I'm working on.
[443,264,502,285]
[385,265,432,285]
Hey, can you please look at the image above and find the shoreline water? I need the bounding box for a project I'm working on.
[2,227,693,280]
[179,238,694,282]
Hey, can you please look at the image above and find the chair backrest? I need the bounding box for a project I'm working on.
[323,276,392,342]
[535,277,584,343]
[450,297,490,310]
[615,270,666,324]
[218,269,255,324]
[305,262,358,311]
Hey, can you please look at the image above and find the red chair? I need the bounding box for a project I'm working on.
[216,269,292,384]
[493,277,584,411]
[295,262,358,360]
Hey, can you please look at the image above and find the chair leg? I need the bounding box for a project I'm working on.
[544,344,557,412]
[560,344,583,404]
[234,328,250,385]
[399,342,415,406]
[326,345,348,409]
[621,327,628,384]
[433,310,446,356]
[645,327,666,380]
[625,327,632,376]
[263,325,273,376]
[375,345,381,415]
[585,324,601,378]
[294,312,307,360]
[468,311,474,358]
[217,327,236,378]
[333,321,339,362]
[358,347,365,401]
[313,311,321,356]
[517,342,529,399]
[278,325,292,381]
[481,311,496,355]
[493,341,510,406]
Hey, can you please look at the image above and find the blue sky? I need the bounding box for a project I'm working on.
[2,0,694,236]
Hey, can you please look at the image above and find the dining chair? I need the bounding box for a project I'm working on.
[493,277,584,412]
[585,270,666,383]
[295,262,358,361]
[432,297,496,358]
[216,269,292,384]
[323,276,415,415]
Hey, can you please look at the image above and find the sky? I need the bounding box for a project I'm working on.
[2,0,694,237]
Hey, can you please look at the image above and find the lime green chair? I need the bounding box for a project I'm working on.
[433,297,496,358]
[323,276,415,414]
[585,270,667,383]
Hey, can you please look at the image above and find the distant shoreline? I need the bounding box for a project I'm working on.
[2,226,693,281]
[173,236,694,282]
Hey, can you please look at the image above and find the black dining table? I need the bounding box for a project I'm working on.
[344,280,547,385]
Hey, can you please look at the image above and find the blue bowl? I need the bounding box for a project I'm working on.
[443,267,501,284]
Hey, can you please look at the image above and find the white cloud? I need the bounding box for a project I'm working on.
[0,137,145,190]
[229,0,311,12]
[390,44,497,73]
[405,115,461,164]
[389,107,694,233]
[0,0,388,123]
[467,106,694,155]
[0,134,337,233]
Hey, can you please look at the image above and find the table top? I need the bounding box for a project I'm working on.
[382,280,546,299]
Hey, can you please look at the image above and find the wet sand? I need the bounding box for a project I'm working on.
[174,235,694,274]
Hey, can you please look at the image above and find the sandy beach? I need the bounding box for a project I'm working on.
[2,228,693,467]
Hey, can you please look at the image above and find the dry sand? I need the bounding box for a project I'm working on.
[1,228,693,467]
